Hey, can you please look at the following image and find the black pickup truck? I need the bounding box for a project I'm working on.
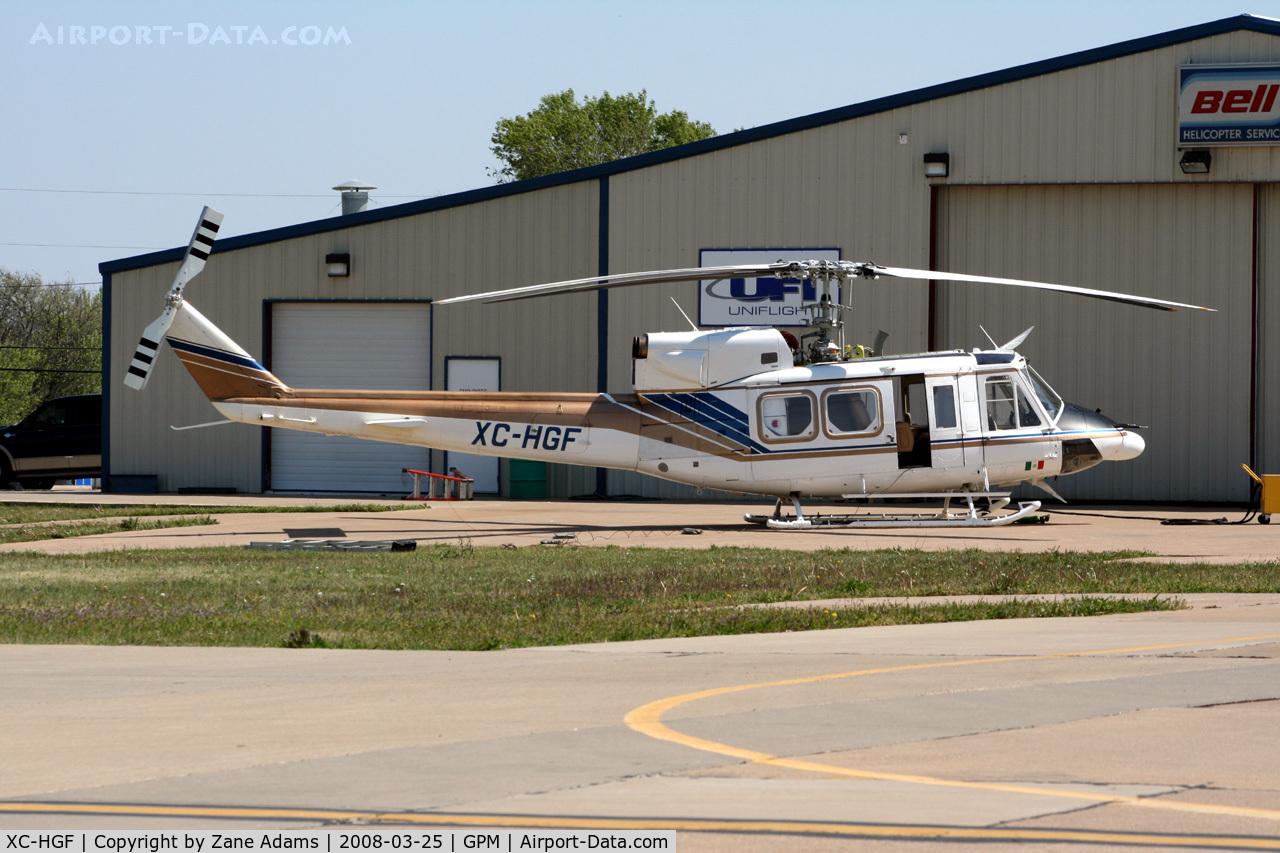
[0,394,102,490]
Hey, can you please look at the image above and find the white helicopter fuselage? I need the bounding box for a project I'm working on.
[189,319,1141,500]
[128,208,1171,515]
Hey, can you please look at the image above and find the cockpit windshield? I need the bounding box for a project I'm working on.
[1027,365,1064,424]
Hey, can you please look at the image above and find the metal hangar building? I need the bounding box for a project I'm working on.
[103,14,1280,503]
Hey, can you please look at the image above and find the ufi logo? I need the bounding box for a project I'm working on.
[703,277,817,302]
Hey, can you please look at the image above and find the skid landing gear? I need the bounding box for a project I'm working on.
[745,492,1043,530]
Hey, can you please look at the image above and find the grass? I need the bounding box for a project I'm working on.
[0,514,217,545]
[0,544,1271,650]
[0,502,419,526]
[0,501,426,544]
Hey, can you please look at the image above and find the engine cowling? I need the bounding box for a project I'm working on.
[632,328,793,391]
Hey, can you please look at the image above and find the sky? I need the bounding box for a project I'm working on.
[4,0,1280,287]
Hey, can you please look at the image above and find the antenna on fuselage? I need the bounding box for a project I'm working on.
[873,330,890,356]
[670,297,698,332]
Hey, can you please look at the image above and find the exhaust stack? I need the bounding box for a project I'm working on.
[333,180,376,215]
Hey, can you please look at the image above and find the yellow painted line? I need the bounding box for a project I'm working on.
[0,803,378,822]
[624,633,1280,823]
[2,803,1279,849]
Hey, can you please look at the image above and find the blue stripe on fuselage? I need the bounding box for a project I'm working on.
[643,391,768,454]
[168,337,269,372]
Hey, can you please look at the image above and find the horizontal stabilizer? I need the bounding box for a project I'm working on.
[170,419,233,431]
[364,417,430,427]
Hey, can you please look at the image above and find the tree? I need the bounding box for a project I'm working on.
[489,89,716,183]
[0,269,102,425]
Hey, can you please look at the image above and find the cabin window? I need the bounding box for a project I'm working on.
[1027,365,1064,423]
[932,384,957,430]
[985,374,1042,430]
[824,389,880,435]
[985,377,1017,429]
[759,392,815,441]
[1018,384,1042,427]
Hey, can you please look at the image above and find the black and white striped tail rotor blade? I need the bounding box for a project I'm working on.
[123,306,178,391]
[169,206,223,296]
[869,264,1215,312]
[124,206,224,391]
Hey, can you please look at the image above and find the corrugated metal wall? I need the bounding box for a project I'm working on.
[915,31,1280,186]
[1259,186,1280,480]
[109,182,598,494]
[109,25,1280,501]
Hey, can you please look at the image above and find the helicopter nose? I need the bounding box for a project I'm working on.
[1058,402,1145,464]
[1095,429,1145,461]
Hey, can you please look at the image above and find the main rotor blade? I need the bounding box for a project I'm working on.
[871,264,1215,312]
[433,262,796,305]
[435,258,1215,313]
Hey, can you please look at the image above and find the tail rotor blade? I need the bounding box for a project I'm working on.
[123,306,178,391]
[170,206,223,297]
[124,206,224,392]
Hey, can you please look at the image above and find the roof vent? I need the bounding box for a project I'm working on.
[332,180,376,215]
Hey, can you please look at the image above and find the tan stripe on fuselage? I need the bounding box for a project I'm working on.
[175,351,286,400]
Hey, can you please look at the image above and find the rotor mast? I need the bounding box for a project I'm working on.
[780,260,885,364]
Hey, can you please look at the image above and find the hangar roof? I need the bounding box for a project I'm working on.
[101,13,1280,277]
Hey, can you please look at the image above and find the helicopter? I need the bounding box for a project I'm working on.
[125,208,1212,529]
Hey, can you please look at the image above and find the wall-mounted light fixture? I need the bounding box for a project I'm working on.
[325,252,351,277]
[1179,149,1212,174]
[923,152,950,178]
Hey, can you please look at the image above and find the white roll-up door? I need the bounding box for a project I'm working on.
[269,303,431,493]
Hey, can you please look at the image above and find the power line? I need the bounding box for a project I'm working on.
[0,367,99,374]
[0,242,165,250]
[0,345,100,351]
[0,187,429,199]
[1,280,101,288]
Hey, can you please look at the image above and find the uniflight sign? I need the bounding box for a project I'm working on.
[1179,64,1280,146]
[698,248,840,327]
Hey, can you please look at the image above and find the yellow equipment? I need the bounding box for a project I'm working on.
[1241,464,1277,524]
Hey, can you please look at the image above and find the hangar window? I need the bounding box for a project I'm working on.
[758,392,815,441]
[824,388,880,436]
